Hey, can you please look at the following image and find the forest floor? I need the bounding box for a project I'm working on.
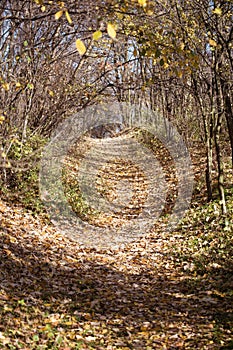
[0,136,233,350]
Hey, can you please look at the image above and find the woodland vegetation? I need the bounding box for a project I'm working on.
[0,0,233,349]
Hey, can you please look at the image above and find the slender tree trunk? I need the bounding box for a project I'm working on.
[206,132,213,201]
[192,75,213,201]
[221,81,233,168]
[214,122,227,215]
[214,60,227,217]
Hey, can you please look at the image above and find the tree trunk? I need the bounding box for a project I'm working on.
[214,68,227,217]
[222,81,233,168]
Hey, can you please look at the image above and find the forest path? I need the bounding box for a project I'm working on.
[0,184,232,349]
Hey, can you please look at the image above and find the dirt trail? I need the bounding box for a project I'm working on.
[0,191,232,349]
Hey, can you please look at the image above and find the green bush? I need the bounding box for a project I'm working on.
[0,132,48,213]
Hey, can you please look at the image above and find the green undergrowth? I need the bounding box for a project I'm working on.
[175,184,233,258]
[168,187,233,343]
[0,132,47,214]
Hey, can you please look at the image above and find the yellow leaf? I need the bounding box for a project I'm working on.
[93,30,102,41]
[146,9,153,15]
[213,8,222,15]
[48,90,54,97]
[209,38,217,47]
[0,115,5,123]
[177,70,183,78]
[15,82,21,91]
[76,39,86,55]
[65,10,72,24]
[55,10,63,20]
[41,5,46,12]
[9,236,17,243]
[107,23,116,39]
[180,42,185,50]
[2,83,9,91]
[138,0,147,6]
[117,13,123,20]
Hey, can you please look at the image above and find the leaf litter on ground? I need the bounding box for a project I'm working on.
[0,139,232,349]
